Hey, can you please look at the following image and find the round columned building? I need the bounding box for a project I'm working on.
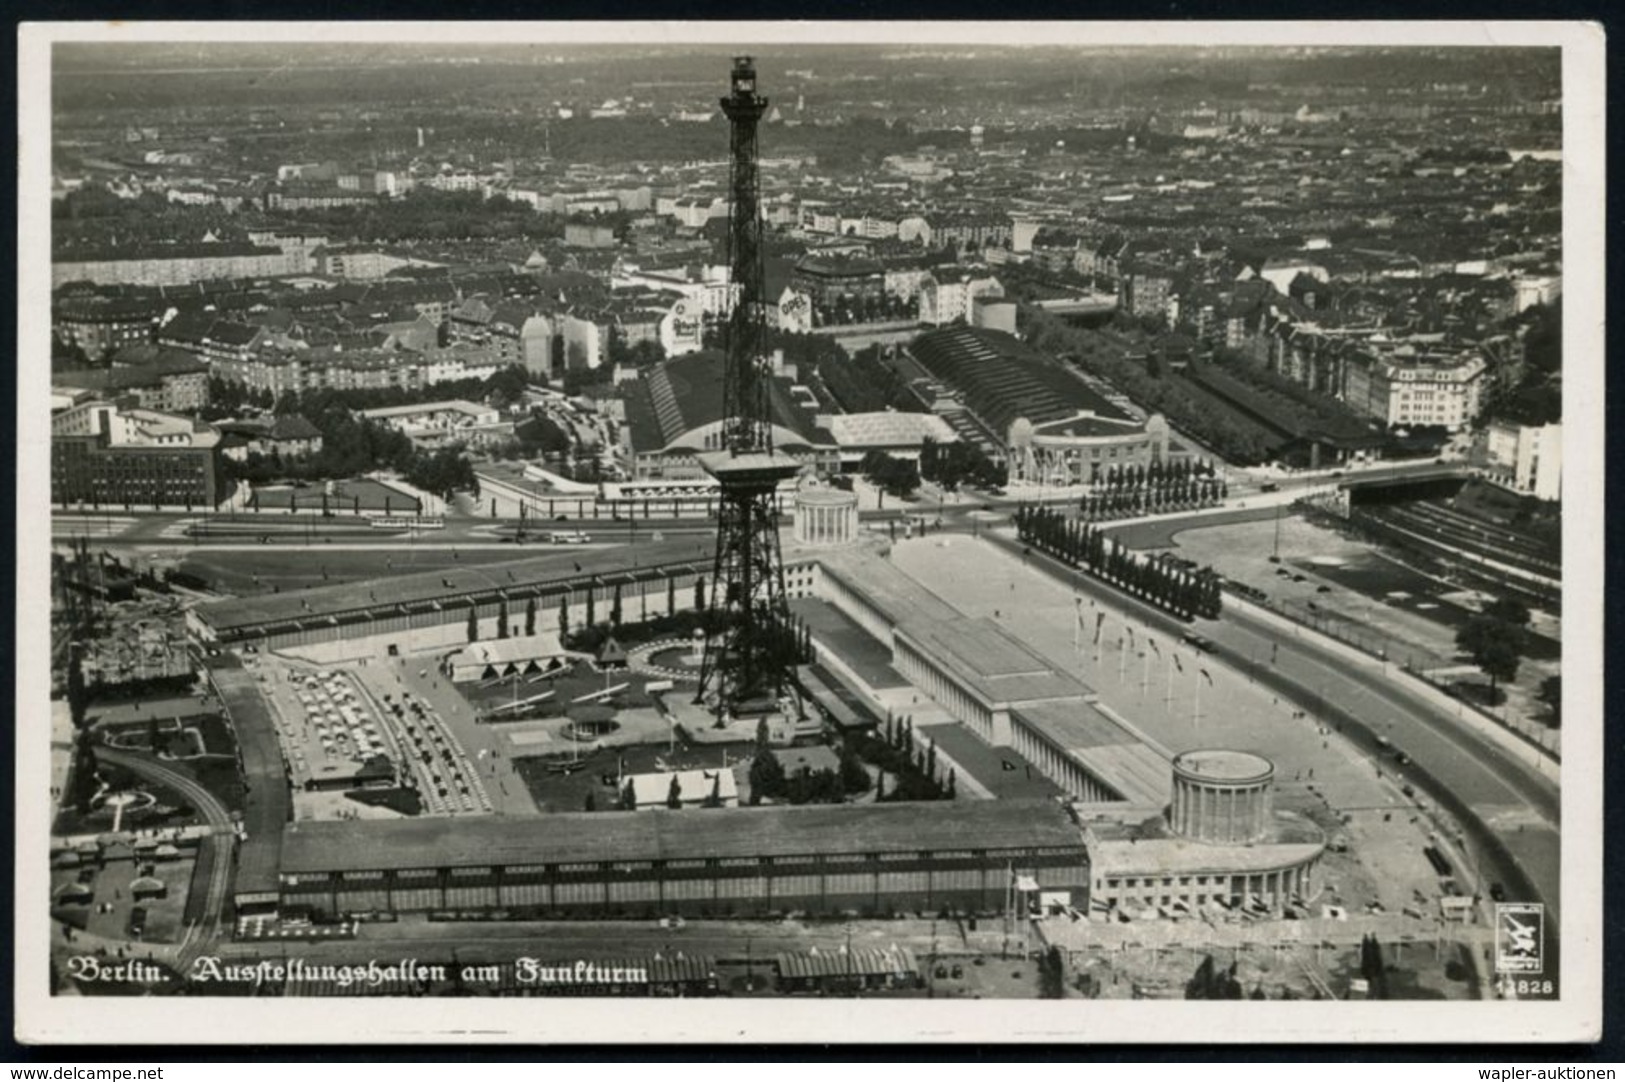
[1169,749,1275,845]
[792,487,859,546]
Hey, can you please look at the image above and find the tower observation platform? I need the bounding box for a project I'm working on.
[695,56,808,721]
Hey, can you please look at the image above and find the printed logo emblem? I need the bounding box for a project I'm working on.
[1494,903,1544,974]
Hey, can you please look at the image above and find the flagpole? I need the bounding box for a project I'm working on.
[1193,666,1201,727]
[1142,645,1150,697]
[1118,637,1126,685]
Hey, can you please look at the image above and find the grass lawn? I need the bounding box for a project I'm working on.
[456,662,654,717]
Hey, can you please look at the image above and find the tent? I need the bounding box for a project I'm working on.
[596,635,629,670]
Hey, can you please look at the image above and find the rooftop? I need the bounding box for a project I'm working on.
[910,326,1133,436]
[1014,700,1172,806]
[624,350,830,456]
[1172,749,1275,783]
[450,632,567,668]
[1084,810,1325,877]
[819,551,1094,707]
[279,798,1085,874]
[823,411,959,449]
[896,618,1087,707]
[358,400,494,421]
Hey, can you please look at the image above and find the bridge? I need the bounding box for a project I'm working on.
[1031,294,1119,317]
[1328,462,1475,508]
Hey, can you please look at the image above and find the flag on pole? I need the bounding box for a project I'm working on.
[1093,611,1106,645]
[1200,668,1214,686]
[1125,626,1136,651]
[1117,635,1125,653]
[1172,654,1184,674]
[1148,638,1161,658]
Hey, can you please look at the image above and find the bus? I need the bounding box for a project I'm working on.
[371,517,446,530]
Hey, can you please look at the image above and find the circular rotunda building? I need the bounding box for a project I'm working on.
[792,487,859,547]
[1168,749,1276,845]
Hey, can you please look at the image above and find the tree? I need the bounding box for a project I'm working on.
[525,597,537,636]
[557,593,570,639]
[694,576,706,613]
[1483,597,1531,627]
[666,775,683,809]
[666,576,676,615]
[1359,933,1391,999]
[1539,675,1561,728]
[70,733,99,815]
[748,743,786,804]
[466,604,479,643]
[147,716,162,753]
[497,600,511,639]
[1039,946,1066,999]
[1185,955,1217,999]
[1456,614,1527,696]
[610,584,623,628]
[584,790,597,812]
[837,743,872,794]
[586,584,597,627]
[705,771,724,808]
[66,645,88,730]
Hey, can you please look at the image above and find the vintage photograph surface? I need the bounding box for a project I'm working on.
[16,21,1602,1043]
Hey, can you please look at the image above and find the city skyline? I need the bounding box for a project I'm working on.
[15,21,1603,1047]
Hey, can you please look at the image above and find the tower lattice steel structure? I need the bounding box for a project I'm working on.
[695,56,804,720]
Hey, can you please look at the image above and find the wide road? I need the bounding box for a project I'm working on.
[981,530,1559,917]
[96,747,237,958]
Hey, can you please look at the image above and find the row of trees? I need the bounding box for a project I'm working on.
[1097,456,1217,490]
[1357,932,1393,999]
[860,450,920,500]
[918,437,1008,491]
[1184,954,1248,999]
[853,714,956,803]
[1080,479,1224,521]
[1016,504,1223,620]
[812,342,923,415]
[810,293,918,329]
[467,575,816,678]
[224,383,493,499]
[1197,349,1373,442]
[64,643,103,816]
[210,365,532,425]
[746,719,873,806]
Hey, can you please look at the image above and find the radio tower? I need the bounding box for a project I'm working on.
[695,56,803,722]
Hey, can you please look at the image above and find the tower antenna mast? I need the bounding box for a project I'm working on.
[695,56,804,724]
